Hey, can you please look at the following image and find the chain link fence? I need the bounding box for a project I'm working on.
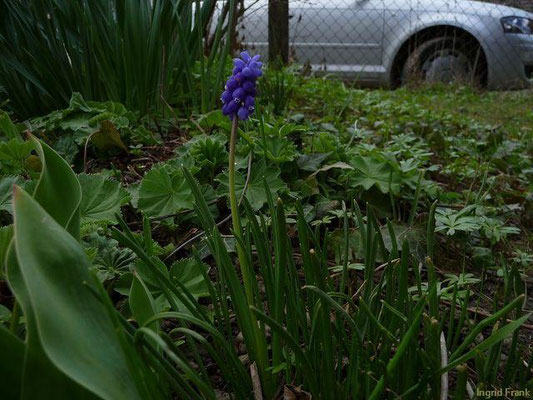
[223,0,533,89]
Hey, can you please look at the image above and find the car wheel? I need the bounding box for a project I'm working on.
[402,37,482,86]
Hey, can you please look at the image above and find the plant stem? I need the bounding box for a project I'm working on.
[228,117,241,226]
[228,117,272,396]
[229,117,254,305]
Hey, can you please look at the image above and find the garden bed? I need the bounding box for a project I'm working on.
[0,69,531,399]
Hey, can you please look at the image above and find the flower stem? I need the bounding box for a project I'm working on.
[229,117,253,304]
[228,117,273,396]
[229,119,242,234]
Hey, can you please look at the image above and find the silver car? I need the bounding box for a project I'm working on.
[239,0,533,89]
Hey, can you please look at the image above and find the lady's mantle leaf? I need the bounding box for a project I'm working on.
[0,175,22,214]
[347,155,401,194]
[216,160,287,210]
[170,258,210,299]
[78,174,130,223]
[138,163,194,217]
[255,137,297,163]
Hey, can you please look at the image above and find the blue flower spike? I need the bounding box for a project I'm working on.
[221,51,262,120]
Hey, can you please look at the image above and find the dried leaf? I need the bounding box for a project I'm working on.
[91,120,128,152]
[283,385,312,400]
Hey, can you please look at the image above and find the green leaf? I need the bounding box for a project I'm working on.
[369,300,426,400]
[0,139,34,171]
[441,313,531,373]
[0,175,21,214]
[7,247,96,400]
[0,304,10,323]
[52,134,79,164]
[184,134,228,182]
[380,222,426,261]
[32,136,82,238]
[169,258,210,300]
[0,110,22,141]
[216,160,287,210]
[435,206,482,236]
[347,155,401,194]
[310,161,354,177]
[78,174,130,223]
[130,274,159,331]
[185,134,227,161]
[138,163,194,217]
[297,153,330,172]
[9,187,144,399]
[128,257,211,315]
[0,325,25,399]
[0,225,13,278]
[82,231,135,282]
[134,257,170,288]
[255,137,297,163]
[90,120,128,152]
[125,183,140,209]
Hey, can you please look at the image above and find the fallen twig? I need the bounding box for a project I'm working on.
[440,332,449,400]
[250,362,263,400]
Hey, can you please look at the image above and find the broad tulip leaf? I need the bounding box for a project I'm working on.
[6,246,99,400]
[138,163,194,217]
[9,187,144,400]
[2,137,95,398]
[78,174,130,223]
[3,134,152,399]
[0,325,25,400]
[0,225,13,278]
[31,136,82,238]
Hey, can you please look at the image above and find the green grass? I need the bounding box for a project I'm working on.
[371,86,533,135]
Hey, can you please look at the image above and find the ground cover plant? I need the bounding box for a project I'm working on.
[0,51,532,399]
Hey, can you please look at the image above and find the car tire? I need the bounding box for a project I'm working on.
[402,36,483,86]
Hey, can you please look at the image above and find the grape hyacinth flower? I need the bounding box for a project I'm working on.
[221,51,262,120]
[223,52,264,361]
[221,52,271,394]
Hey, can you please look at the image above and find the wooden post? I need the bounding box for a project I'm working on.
[268,0,289,66]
